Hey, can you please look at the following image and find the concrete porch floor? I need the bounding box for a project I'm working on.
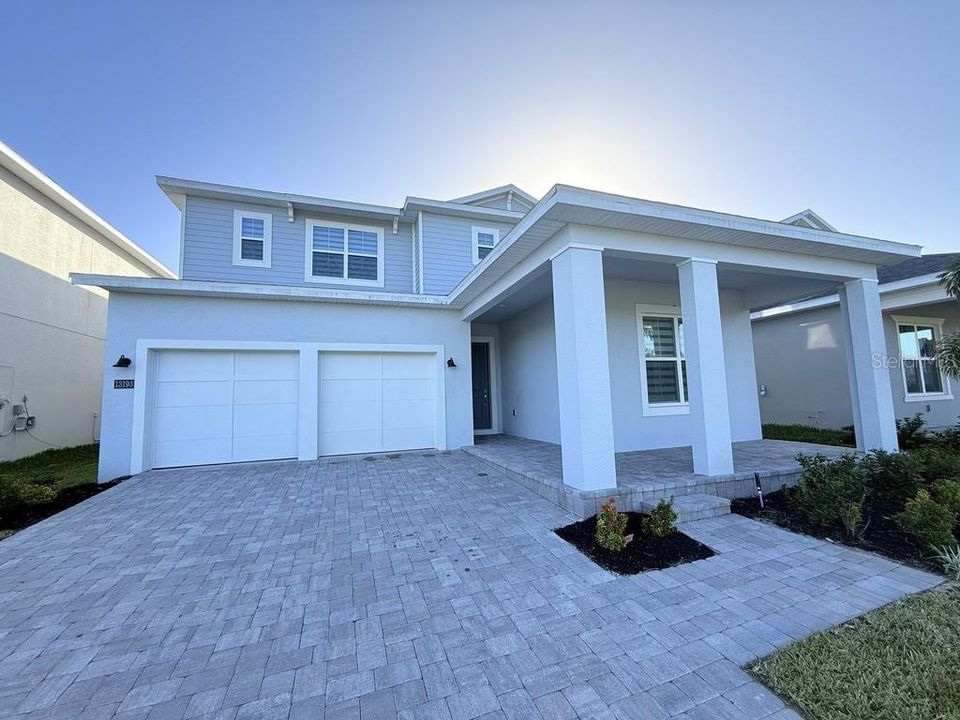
[464,436,851,518]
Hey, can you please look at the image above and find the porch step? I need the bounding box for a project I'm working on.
[640,494,730,522]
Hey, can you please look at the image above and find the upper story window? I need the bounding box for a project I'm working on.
[305,219,384,287]
[637,305,689,416]
[232,210,272,268]
[894,316,951,400]
[472,226,500,264]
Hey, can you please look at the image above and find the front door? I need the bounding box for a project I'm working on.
[471,342,492,432]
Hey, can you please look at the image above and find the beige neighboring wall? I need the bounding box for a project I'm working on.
[0,141,173,461]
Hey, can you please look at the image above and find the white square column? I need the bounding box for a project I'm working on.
[678,258,735,475]
[551,246,617,491]
[839,278,899,451]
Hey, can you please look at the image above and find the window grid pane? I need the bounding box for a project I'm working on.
[347,255,377,281]
[477,232,496,247]
[312,226,345,251]
[478,245,492,260]
[312,252,344,278]
[347,230,378,255]
[643,316,678,359]
[241,217,264,239]
[646,360,680,403]
[921,359,944,394]
[240,238,263,261]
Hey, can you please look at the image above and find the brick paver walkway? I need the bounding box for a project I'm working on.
[0,451,941,719]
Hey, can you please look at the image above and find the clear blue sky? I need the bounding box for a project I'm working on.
[2,1,958,271]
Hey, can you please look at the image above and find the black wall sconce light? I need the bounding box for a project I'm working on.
[447,357,457,368]
[113,354,132,368]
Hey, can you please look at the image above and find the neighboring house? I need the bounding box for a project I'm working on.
[74,183,921,490]
[753,251,960,431]
[0,141,174,461]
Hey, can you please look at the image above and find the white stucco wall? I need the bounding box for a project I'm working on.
[497,278,762,451]
[754,299,960,430]
[0,164,162,460]
[98,293,473,481]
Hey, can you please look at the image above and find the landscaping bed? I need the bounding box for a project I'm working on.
[734,417,960,578]
[0,444,118,539]
[751,588,960,720]
[732,489,939,573]
[762,423,855,447]
[556,510,714,574]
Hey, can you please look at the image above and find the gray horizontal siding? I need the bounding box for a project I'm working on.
[420,213,517,295]
[181,197,413,293]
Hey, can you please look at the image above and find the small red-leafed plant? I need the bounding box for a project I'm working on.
[595,497,633,551]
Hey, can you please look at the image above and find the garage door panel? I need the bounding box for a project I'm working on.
[151,350,299,468]
[382,399,433,430]
[155,438,232,468]
[382,426,434,451]
[382,378,434,402]
[234,351,299,380]
[319,400,381,432]
[233,403,298,437]
[319,378,380,403]
[382,353,433,379]
[233,434,298,462]
[318,430,382,456]
[156,351,233,381]
[321,352,381,379]
[155,405,232,441]
[234,379,299,405]
[155,380,233,408]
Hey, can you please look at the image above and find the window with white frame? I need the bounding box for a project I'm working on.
[305,220,384,286]
[472,226,500,264]
[895,317,949,399]
[637,306,688,413]
[232,210,272,267]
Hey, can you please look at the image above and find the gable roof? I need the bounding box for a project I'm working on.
[780,209,838,233]
[1,140,174,278]
[448,184,537,210]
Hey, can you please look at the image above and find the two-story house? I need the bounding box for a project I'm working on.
[74,179,920,493]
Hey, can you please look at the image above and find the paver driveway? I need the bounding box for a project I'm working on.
[0,451,941,719]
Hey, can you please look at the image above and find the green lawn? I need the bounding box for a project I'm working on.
[762,423,855,447]
[0,443,100,491]
[0,444,102,539]
[751,589,960,720]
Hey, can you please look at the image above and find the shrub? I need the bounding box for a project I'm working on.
[643,498,678,538]
[896,413,929,450]
[838,500,865,539]
[790,453,867,533]
[932,478,960,516]
[0,475,57,519]
[859,450,922,513]
[911,443,960,484]
[896,489,956,548]
[595,497,630,551]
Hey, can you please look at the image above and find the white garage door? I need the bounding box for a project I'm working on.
[151,350,299,468]
[318,352,436,456]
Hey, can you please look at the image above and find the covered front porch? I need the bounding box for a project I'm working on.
[464,434,849,518]
[453,186,917,500]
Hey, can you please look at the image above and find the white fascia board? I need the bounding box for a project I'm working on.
[70,273,451,309]
[550,185,920,261]
[401,197,526,222]
[1,141,175,278]
[751,273,951,321]
[156,176,403,222]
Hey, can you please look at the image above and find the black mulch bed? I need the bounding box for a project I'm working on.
[732,489,949,574]
[555,512,715,575]
[0,480,121,536]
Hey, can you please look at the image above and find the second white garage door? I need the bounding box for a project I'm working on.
[318,352,436,456]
